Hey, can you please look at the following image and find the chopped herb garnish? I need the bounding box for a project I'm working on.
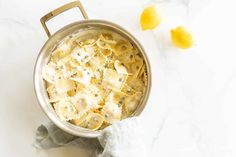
[104,64,108,68]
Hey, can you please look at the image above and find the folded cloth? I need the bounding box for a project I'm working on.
[34,117,149,157]
[98,117,148,157]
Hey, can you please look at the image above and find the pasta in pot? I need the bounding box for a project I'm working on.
[42,29,148,130]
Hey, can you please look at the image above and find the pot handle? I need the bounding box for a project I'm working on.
[40,1,88,37]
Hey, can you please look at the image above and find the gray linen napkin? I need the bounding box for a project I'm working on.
[34,122,101,149]
[34,117,148,157]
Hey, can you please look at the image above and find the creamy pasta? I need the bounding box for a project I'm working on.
[42,29,148,130]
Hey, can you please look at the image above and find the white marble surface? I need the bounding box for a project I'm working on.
[0,0,236,156]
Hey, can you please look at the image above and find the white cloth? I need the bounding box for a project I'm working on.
[98,117,148,157]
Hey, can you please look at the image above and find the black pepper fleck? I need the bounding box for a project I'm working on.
[104,64,108,68]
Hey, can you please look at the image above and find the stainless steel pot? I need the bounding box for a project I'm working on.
[34,1,151,138]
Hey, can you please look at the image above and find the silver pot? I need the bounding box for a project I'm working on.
[34,1,151,138]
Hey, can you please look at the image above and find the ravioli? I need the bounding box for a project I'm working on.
[42,29,148,130]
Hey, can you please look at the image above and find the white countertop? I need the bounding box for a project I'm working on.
[0,0,236,156]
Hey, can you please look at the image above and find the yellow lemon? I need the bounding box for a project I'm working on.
[140,5,161,30]
[170,26,193,49]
